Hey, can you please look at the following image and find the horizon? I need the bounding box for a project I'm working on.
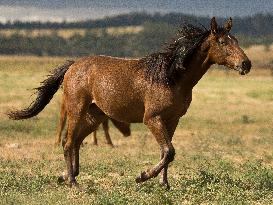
[0,0,272,23]
[0,11,273,24]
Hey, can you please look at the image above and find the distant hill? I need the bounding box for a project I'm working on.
[1,12,273,36]
[0,12,272,57]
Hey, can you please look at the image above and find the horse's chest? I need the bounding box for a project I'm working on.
[174,93,192,117]
[180,99,192,116]
[149,92,192,119]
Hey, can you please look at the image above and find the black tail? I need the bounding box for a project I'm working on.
[7,60,75,120]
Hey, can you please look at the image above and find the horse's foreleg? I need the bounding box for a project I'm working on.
[102,119,114,147]
[136,115,175,187]
[159,118,179,189]
[159,151,169,189]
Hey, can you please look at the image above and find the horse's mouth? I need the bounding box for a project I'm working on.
[228,65,250,75]
[236,66,250,75]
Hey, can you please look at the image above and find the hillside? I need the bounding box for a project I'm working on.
[2,12,273,36]
[0,12,272,57]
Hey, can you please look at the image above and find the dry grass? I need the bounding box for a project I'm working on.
[0,56,273,204]
[245,44,273,66]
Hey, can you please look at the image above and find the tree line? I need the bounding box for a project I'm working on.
[0,12,272,57]
[0,22,176,57]
[1,12,273,36]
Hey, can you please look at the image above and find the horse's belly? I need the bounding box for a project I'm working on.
[91,67,145,123]
[97,100,144,123]
[93,91,144,123]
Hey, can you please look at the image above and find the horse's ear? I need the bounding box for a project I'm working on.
[210,17,218,35]
[224,17,232,32]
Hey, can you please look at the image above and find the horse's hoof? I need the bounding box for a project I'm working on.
[135,171,147,183]
[108,144,115,148]
[57,172,68,184]
[159,181,170,190]
[105,142,115,148]
[57,175,66,183]
[69,181,79,188]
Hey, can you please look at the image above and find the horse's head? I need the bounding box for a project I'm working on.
[204,17,251,75]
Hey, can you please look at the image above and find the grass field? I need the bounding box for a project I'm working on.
[0,56,273,204]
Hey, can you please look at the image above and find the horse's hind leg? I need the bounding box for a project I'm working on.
[61,118,81,186]
[62,129,68,148]
[55,97,67,145]
[73,125,100,178]
[72,125,92,178]
[59,118,91,184]
[58,94,89,186]
[102,119,114,147]
[72,104,107,178]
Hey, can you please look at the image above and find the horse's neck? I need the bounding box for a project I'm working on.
[179,49,211,89]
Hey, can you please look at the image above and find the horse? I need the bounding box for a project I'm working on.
[8,17,251,189]
[55,96,131,147]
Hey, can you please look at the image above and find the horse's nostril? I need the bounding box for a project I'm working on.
[242,60,251,70]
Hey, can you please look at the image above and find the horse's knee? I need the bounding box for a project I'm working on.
[165,146,175,162]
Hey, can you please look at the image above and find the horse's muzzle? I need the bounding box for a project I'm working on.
[239,60,251,75]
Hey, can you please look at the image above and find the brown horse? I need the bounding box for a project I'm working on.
[8,17,251,189]
[55,96,131,147]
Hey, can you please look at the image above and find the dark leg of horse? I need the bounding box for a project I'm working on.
[111,119,131,137]
[72,125,98,179]
[63,118,82,187]
[61,129,68,148]
[57,128,69,184]
[160,151,168,188]
[92,130,98,145]
[58,95,89,187]
[72,105,107,180]
[135,115,175,185]
[72,124,92,179]
[102,119,114,147]
[159,118,179,190]
[55,98,67,145]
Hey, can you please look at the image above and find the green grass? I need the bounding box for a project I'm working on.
[0,56,273,204]
[247,89,273,101]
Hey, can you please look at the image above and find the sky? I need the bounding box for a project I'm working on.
[0,0,273,22]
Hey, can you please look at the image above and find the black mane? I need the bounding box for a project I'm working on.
[138,24,210,85]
